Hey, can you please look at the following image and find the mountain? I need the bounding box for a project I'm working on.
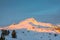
[0,18,60,40]
[0,18,60,34]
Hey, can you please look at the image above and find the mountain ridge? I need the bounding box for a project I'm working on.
[0,18,60,34]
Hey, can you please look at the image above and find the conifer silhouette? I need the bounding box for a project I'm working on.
[11,30,17,38]
[0,34,5,40]
[1,29,10,36]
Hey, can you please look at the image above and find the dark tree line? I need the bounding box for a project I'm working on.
[0,29,17,40]
[1,29,10,36]
[0,35,5,40]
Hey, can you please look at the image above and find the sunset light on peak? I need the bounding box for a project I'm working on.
[0,0,60,40]
[0,18,60,34]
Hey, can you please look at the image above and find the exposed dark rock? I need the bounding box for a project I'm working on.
[54,34,58,37]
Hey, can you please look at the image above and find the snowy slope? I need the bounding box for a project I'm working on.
[0,18,60,33]
[0,18,60,40]
[0,29,60,40]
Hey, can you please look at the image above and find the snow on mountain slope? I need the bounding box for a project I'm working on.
[0,18,60,40]
[0,29,60,40]
[0,18,60,34]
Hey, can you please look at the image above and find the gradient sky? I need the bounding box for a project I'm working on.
[0,0,60,26]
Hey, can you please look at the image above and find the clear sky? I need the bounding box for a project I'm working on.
[0,0,60,26]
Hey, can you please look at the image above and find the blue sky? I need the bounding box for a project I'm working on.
[0,0,60,26]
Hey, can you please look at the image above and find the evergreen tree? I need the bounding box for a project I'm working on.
[11,30,17,38]
[7,30,10,35]
[0,34,5,40]
[1,29,10,36]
